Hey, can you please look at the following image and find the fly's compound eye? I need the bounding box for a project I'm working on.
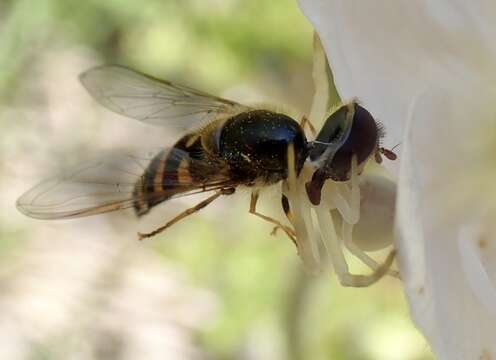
[306,102,379,205]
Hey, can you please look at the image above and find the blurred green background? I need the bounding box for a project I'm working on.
[0,0,433,359]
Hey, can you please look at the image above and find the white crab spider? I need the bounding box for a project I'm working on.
[285,148,397,286]
[282,33,398,286]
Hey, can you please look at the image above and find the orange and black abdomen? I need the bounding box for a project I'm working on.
[133,134,212,216]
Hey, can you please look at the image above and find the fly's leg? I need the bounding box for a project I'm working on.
[270,194,293,235]
[299,115,317,137]
[138,187,235,240]
[250,191,297,245]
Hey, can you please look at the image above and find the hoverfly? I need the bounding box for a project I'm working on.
[16,65,396,248]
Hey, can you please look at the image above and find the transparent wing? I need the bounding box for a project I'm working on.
[79,65,252,129]
[16,148,235,220]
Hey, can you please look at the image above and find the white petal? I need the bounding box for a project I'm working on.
[298,0,496,174]
[299,1,496,357]
[458,222,496,317]
[397,86,496,359]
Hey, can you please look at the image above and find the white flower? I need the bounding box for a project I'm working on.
[299,1,496,359]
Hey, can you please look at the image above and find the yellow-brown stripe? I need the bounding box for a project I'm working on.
[153,153,168,193]
[177,158,193,184]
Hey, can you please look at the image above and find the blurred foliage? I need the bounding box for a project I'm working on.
[0,0,313,101]
[0,0,434,359]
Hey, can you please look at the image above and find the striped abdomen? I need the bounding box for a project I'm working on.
[132,132,228,216]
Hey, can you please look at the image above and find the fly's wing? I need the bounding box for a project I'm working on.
[16,148,236,220]
[79,65,253,130]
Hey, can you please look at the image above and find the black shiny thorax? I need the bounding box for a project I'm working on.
[218,110,308,185]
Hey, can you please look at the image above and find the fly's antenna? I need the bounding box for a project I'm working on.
[375,142,400,163]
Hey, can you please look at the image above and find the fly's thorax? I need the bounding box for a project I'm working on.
[217,110,308,184]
